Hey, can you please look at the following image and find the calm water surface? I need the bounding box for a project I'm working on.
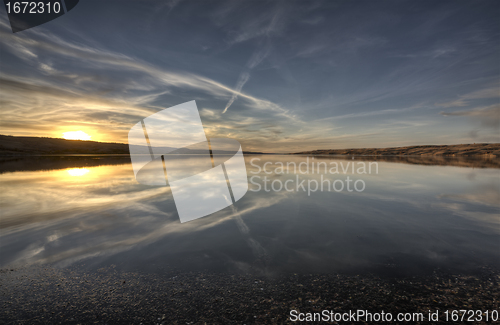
[1,155,499,277]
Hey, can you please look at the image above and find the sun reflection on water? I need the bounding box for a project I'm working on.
[67,168,90,177]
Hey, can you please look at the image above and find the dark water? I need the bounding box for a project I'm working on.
[0,155,498,277]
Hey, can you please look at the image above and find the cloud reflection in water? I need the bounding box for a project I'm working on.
[0,155,498,276]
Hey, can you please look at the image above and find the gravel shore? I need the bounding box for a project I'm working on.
[1,265,498,324]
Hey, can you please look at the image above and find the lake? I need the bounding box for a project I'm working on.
[1,155,499,277]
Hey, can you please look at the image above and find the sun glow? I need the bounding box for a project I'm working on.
[63,131,91,141]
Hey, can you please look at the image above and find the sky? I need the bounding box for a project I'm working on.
[0,0,498,153]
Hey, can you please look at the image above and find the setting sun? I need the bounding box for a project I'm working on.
[63,131,91,141]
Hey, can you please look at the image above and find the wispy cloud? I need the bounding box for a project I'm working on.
[441,104,500,129]
[223,42,271,113]
[0,18,298,142]
[437,85,500,108]
[222,72,250,113]
[0,19,292,115]
[0,0,498,151]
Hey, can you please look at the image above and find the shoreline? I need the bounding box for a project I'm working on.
[293,143,500,158]
[0,154,498,175]
[1,265,498,324]
[2,135,499,157]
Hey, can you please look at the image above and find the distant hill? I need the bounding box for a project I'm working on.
[0,135,267,155]
[293,143,500,157]
[0,135,130,155]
